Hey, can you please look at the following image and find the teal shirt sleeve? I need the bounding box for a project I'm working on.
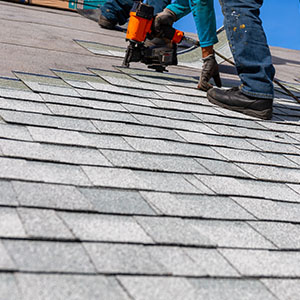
[167,0,218,47]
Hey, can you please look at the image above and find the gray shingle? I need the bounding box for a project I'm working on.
[0,181,18,205]
[221,248,300,277]
[47,103,138,124]
[176,130,258,150]
[12,181,94,210]
[190,220,275,249]
[0,98,51,114]
[149,247,209,276]
[196,158,250,178]
[0,123,33,141]
[248,221,300,249]
[188,279,277,300]
[0,207,26,238]
[136,171,201,193]
[102,150,210,174]
[166,85,207,97]
[288,183,300,196]
[0,88,43,102]
[118,276,195,300]
[212,147,269,164]
[123,103,200,121]
[3,240,96,273]
[182,175,215,194]
[0,110,99,133]
[0,157,91,185]
[18,208,74,239]
[136,216,214,246]
[156,91,206,104]
[261,152,299,168]
[93,121,184,142]
[0,242,16,270]
[124,137,224,160]
[0,139,112,166]
[82,166,150,189]
[132,113,216,134]
[261,279,300,300]
[184,248,240,277]
[233,197,300,222]
[0,274,21,300]
[237,163,300,183]
[80,188,155,215]
[249,139,300,155]
[198,176,300,201]
[84,243,166,274]
[28,126,133,150]
[77,88,157,105]
[16,274,130,300]
[59,212,153,243]
[141,192,255,219]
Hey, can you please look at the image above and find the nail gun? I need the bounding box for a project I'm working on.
[122,2,198,72]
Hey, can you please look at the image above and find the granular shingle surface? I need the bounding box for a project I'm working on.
[1,1,300,299]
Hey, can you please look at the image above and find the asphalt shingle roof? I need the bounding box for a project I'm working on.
[1,1,300,299]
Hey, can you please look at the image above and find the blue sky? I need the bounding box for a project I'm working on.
[175,0,300,50]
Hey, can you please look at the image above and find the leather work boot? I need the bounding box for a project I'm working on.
[98,10,116,30]
[207,87,273,120]
[198,54,222,91]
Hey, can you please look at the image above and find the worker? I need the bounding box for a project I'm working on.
[99,0,171,29]
[207,0,275,120]
[154,0,222,91]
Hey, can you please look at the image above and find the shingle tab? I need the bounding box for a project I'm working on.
[0,242,16,270]
[0,123,33,141]
[234,197,300,222]
[4,240,96,273]
[0,181,18,205]
[184,248,239,277]
[17,274,130,300]
[118,276,195,300]
[18,208,74,239]
[93,121,184,141]
[0,139,112,166]
[59,212,153,243]
[141,192,255,219]
[0,110,99,133]
[190,220,275,249]
[0,207,26,238]
[82,166,150,189]
[12,181,94,210]
[248,221,300,249]
[80,188,155,215]
[84,243,166,274]
[136,216,214,246]
[0,274,21,300]
[0,157,91,185]
[188,279,277,300]
[261,279,300,300]
[221,248,300,277]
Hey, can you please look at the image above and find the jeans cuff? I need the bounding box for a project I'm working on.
[241,86,274,100]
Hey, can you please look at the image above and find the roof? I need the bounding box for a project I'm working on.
[1,1,300,299]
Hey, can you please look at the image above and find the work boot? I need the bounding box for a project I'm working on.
[98,10,116,29]
[207,86,273,120]
[198,54,222,91]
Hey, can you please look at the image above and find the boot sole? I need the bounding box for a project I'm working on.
[207,94,272,120]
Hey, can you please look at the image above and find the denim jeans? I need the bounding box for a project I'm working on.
[219,0,275,99]
[101,0,170,25]
[167,0,218,47]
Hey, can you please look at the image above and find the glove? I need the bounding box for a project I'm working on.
[153,8,177,34]
[198,54,222,91]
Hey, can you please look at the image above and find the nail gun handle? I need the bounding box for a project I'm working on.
[160,25,184,44]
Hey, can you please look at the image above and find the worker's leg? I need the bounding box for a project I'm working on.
[190,0,218,48]
[100,0,134,25]
[219,0,275,99]
[147,0,171,15]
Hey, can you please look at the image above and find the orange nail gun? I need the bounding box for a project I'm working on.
[122,2,189,72]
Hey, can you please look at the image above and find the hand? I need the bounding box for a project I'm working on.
[198,54,222,91]
[153,8,177,34]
